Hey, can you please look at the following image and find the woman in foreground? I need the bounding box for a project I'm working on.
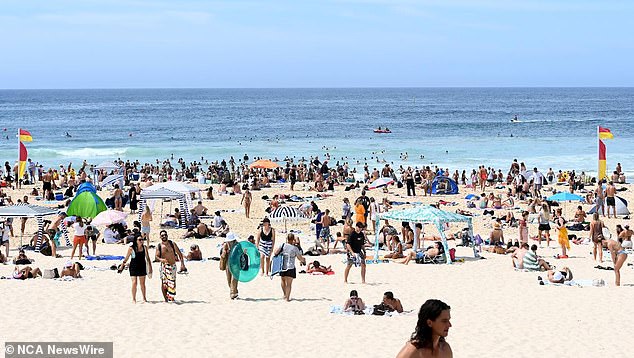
[397,299,453,358]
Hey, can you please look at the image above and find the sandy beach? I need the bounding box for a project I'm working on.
[1,174,632,358]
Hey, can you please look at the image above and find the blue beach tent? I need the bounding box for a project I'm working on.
[431,176,459,195]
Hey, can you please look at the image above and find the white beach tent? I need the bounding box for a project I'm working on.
[0,204,70,251]
[588,196,630,216]
[137,188,190,229]
[93,161,123,187]
[100,174,125,189]
[143,181,202,199]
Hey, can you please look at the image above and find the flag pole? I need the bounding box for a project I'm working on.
[17,128,20,182]
[597,126,602,182]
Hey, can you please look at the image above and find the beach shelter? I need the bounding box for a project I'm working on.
[143,181,202,201]
[0,204,68,251]
[67,182,107,219]
[91,209,128,226]
[430,176,459,195]
[138,188,189,229]
[376,205,474,264]
[249,159,280,169]
[369,177,394,190]
[92,161,123,187]
[588,196,630,216]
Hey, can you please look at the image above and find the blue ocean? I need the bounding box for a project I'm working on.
[0,88,632,175]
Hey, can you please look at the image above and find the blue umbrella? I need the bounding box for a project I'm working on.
[547,192,584,202]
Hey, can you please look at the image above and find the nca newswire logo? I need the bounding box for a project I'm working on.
[5,342,112,358]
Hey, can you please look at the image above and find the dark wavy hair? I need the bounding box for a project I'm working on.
[410,299,451,350]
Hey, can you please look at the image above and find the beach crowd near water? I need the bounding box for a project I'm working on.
[1,151,632,357]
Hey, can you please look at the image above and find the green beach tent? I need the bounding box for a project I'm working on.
[67,182,107,219]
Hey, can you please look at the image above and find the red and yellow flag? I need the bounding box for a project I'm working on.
[599,126,614,140]
[19,129,33,142]
[598,139,607,180]
[18,141,28,179]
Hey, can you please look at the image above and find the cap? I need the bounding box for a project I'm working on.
[553,271,564,281]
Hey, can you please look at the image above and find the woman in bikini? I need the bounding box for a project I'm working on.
[519,211,529,245]
[113,184,123,211]
[241,188,252,218]
[385,235,404,259]
[590,212,605,262]
[603,238,628,286]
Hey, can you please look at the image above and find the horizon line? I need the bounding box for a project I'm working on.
[1,86,633,91]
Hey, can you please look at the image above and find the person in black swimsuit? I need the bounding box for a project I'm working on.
[119,236,153,303]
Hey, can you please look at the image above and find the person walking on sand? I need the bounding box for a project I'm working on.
[141,206,152,241]
[274,233,306,301]
[155,230,186,302]
[220,232,239,299]
[537,203,551,247]
[555,208,569,258]
[396,299,453,358]
[241,188,252,218]
[70,216,86,260]
[344,222,367,284]
[119,235,153,303]
[595,181,605,217]
[256,218,276,276]
[590,212,605,262]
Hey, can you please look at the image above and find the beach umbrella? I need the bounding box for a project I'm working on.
[91,209,128,226]
[268,206,308,231]
[67,182,107,219]
[249,159,280,169]
[368,177,394,190]
[101,174,124,189]
[547,192,584,202]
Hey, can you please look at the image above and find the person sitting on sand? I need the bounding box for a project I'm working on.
[193,201,208,216]
[186,244,202,261]
[343,289,366,314]
[384,235,404,259]
[396,299,452,358]
[307,260,331,274]
[489,221,504,246]
[395,242,444,265]
[511,243,529,269]
[13,249,32,265]
[547,267,573,284]
[13,266,42,280]
[574,205,587,223]
[210,220,230,237]
[382,291,404,313]
[523,244,551,271]
[61,261,82,278]
[183,222,213,239]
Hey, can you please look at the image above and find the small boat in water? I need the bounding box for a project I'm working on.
[374,127,392,133]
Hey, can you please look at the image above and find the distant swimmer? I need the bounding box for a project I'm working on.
[129,133,133,137]
[65,132,72,138]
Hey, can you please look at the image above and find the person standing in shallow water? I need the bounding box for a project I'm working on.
[397,299,453,358]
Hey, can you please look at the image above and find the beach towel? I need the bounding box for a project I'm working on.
[309,270,335,275]
[329,305,411,316]
[160,263,176,301]
[542,279,605,287]
[85,255,125,261]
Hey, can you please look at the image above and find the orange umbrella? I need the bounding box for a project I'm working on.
[249,159,280,169]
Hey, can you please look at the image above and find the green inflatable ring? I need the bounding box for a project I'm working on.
[228,241,261,282]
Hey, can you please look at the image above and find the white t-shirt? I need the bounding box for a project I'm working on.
[73,223,86,236]
[103,228,118,244]
[533,171,545,185]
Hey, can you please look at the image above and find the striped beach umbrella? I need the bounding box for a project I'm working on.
[369,177,394,189]
[101,174,124,189]
[268,206,308,231]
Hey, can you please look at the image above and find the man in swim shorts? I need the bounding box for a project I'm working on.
[344,222,367,284]
[155,230,186,302]
[605,181,616,218]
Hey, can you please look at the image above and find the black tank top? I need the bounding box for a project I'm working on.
[260,228,273,242]
[130,246,146,269]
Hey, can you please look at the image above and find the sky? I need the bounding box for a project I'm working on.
[1,0,633,88]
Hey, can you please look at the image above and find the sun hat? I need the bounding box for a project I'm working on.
[224,232,238,243]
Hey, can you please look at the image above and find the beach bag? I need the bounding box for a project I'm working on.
[42,268,59,279]
[372,303,390,316]
[449,248,456,262]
